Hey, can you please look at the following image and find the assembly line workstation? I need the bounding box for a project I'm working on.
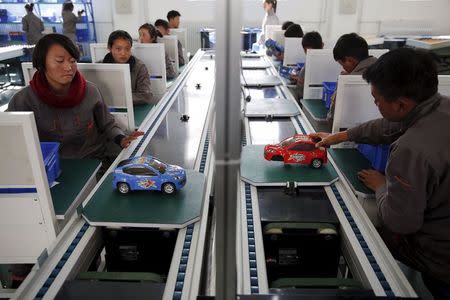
[0,49,216,300]
[237,50,418,297]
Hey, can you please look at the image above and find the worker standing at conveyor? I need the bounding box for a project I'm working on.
[311,48,450,299]
[61,1,84,44]
[21,3,44,45]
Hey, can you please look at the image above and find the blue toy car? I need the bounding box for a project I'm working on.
[112,156,187,195]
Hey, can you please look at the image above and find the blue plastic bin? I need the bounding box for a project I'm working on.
[278,65,294,79]
[9,32,25,42]
[322,81,337,110]
[296,62,305,70]
[357,144,390,172]
[40,142,61,186]
[76,29,89,42]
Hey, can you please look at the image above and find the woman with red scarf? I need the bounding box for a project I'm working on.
[7,34,142,163]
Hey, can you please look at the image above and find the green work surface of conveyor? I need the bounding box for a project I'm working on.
[328,148,374,196]
[240,145,338,186]
[245,98,300,117]
[82,170,205,228]
[301,99,328,120]
[134,104,154,127]
[300,99,332,132]
[51,159,100,218]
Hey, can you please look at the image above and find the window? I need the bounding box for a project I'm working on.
[123,167,157,176]
[117,158,133,167]
[147,159,167,174]
[290,143,314,151]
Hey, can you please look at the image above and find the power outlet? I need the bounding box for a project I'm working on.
[115,0,132,14]
[339,0,357,15]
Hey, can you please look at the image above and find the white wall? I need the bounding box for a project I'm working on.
[92,0,114,43]
[93,0,450,50]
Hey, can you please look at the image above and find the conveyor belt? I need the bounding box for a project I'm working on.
[248,118,296,145]
[238,52,417,298]
[245,98,300,117]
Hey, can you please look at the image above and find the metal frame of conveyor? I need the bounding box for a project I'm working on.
[237,54,417,298]
[12,49,215,300]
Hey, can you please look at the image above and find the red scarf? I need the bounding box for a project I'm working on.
[30,70,87,108]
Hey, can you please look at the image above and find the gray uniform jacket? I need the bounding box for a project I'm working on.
[62,10,81,43]
[7,82,124,160]
[293,66,305,101]
[348,93,450,284]
[178,40,185,66]
[327,56,378,122]
[130,57,154,105]
[165,51,176,79]
[22,12,44,45]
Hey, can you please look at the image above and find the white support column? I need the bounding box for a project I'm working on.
[214,0,241,299]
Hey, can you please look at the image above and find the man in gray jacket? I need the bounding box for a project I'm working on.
[313,48,450,298]
[327,33,377,124]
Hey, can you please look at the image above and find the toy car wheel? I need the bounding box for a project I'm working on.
[311,158,322,169]
[117,182,130,194]
[162,183,176,195]
[271,155,283,161]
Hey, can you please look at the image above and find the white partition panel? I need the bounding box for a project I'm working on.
[303,49,342,99]
[332,75,382,133]
[283,37,305,67]
[303,49,389,99]
[170,28,187,49]
[21,62,135,131]
[171,28,189,64]
[332,74,450,134]
[90,43,109,63]
[265,25,282,42]
[158,36,180,75]
[438,75,450,96]
[89,43,168,96]
[0,112,57,263]
[133,43,167,95]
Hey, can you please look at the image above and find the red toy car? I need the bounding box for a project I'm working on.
[264,134,327,168]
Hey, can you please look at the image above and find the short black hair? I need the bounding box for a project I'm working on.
[107,30,133,49]
[282,21,294,31]
[155,19,169,31]
[363,48,438,103]
[139,23,158,43]
[62,2,74,11]
[284,24,303,38]
[25,3,34,12]
[167,10,181,21]
[333,33,369,62]
[265,0,277,12]
[302,31,323,49]
[32,33,80,71]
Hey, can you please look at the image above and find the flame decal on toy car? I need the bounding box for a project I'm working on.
[137,179,156,189]
[289,153,305,162]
